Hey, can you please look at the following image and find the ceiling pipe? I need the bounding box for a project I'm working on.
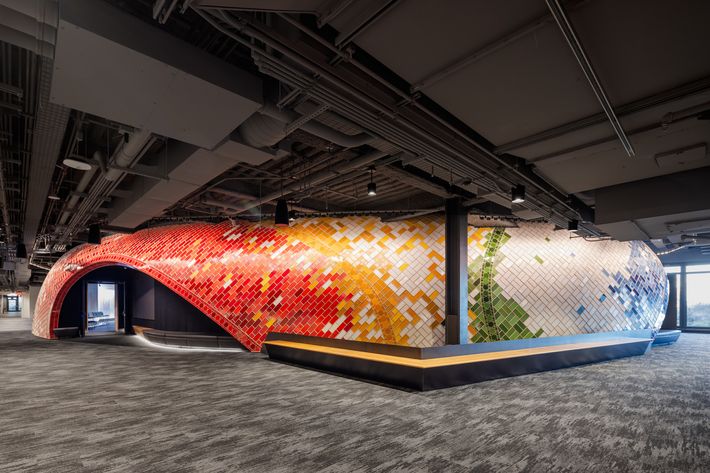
[238,104,374,149]
[260,103,374,148]
[104,129,153,181]
[255,57,584,225]
[381,207,443,222]
[247,27,564,203]
[252,11,597,224]
[224,149,389,214]
[195,8,595,233]
[209,187,318,212]
[203,198,314,214]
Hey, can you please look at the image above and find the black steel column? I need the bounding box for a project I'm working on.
[445,198,468,344]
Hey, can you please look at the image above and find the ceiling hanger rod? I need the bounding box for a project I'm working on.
[546,0,636,157]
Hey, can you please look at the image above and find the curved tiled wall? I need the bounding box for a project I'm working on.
[33,218,667,351]
[467,224,668,342]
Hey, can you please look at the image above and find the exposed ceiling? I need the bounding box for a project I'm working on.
[0,0,708,288]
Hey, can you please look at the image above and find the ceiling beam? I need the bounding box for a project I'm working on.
[595,167,710,226]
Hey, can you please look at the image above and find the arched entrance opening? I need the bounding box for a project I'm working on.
[56,265,244,349]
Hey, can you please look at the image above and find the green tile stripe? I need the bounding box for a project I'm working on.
[469,228,543,343]
[477,228,505,341]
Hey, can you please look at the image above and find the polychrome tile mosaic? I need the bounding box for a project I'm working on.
[33,217,446,351]
[467,223,668,343]
[33,218,667,351]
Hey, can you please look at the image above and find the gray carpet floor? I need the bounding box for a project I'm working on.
[0,325,707,473]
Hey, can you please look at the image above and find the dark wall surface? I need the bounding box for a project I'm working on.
[58,266,229,336]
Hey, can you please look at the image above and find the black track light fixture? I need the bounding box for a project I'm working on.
[88,223,101,244]
[275,198,289,227]
[511,184,525,204]
[16,243,27,260]
[367,168,377,196]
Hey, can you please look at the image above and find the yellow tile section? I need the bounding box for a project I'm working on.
[286,216,446,347]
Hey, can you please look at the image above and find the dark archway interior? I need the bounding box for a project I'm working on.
[58,265,232,337]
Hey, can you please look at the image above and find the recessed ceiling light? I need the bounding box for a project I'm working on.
[62,157,92,171]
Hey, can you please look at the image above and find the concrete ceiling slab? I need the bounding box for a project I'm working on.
[333,0,546,85]
[571,0,710,105]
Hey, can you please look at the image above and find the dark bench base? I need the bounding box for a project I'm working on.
[54,327,81,339]
[264,333,653,391]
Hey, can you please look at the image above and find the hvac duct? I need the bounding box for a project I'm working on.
[238,113,288,148]
[0,1,57,58]
[58,130,153,231]
[238,103,375,149]
[104,129,153,181]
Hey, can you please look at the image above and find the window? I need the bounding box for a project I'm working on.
[686,272,710,327]
[664,265,681,274]
[686,263,710,273]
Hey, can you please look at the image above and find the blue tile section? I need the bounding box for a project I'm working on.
[603,242,668,330]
